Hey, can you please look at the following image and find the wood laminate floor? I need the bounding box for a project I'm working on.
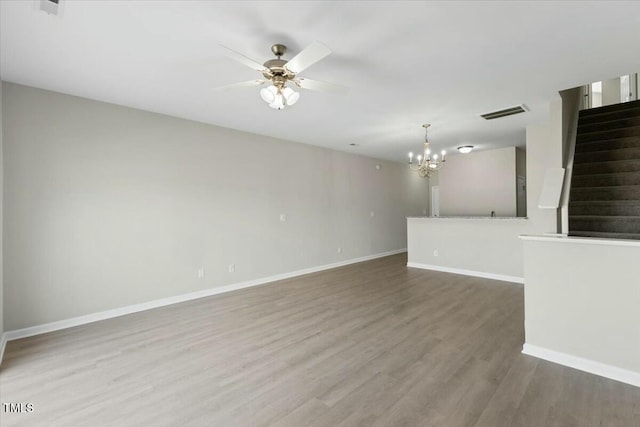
[1,254,639,426]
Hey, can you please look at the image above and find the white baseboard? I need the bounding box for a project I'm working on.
[406,262,524,284]
[1,249,407,348]
[522,343,640,388]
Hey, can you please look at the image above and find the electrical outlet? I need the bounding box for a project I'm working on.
[370,211,374,217]
[197,268,205,279]
[337,247,342,253]
[228,263,235,273]
[433,250,439,257]
[280,213,287,222]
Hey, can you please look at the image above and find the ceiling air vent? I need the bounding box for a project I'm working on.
[480,104,528,120]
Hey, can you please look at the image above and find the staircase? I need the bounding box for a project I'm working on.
[569,99,640,240]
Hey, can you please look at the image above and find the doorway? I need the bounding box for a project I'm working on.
[431,186,440,217]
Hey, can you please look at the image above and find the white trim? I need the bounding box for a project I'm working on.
[2,249,407,344]
[520,234,640,247]
[522,343,640,388]
[406,262,524,284]
[0,333,7,366]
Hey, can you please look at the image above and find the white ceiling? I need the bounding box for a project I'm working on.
[2,1,640,162]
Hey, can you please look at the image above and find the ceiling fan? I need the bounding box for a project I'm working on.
[216,41,348,110]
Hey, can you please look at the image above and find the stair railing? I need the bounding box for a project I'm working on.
[582,73,639,111]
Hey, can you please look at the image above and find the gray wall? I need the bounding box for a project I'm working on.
[438,147,517,217]
[2,82,428,331]
[0,81,3,340]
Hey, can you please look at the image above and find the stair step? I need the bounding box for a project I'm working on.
[571,171,640,188]
[577,116,640,134]
[569,215,640,234]
[576,125,640,144]
[570,102,640,237]
[574,136,640,153]
[579,107,640,126]
[573,147,640,163]
[568,230,640,240]
[573,159,640,175]
[579,99,640,117]
[569,200,640,216]
[569,185,640,202]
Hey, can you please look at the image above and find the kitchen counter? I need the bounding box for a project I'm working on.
[406,216,527,282]
[407,216,528,220]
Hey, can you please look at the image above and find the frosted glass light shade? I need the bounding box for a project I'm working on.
[269,94,285,110]
[282,87,300,106]
[260,85,278,103]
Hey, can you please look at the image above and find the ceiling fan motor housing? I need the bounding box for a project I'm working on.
[271,75,288,89]
[262,44,297,84]
[262,59,288,77]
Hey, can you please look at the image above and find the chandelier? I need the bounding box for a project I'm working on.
[408,124,446,178]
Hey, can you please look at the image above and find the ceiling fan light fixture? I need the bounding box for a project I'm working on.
[269,93,285,110]
[260,85,278,103]
[282,86,300,106]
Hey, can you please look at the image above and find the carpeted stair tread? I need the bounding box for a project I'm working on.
[569,201,640,216]
[573,159,640,175]
[574,136,640,153]
[570,185,640,202]
[579,107,640,125]
[576,125,640,144]
[569,200,640,206]
[568,230,640,240]
[577,116,640,134]
[569,215,640,234]
[571,171,640,188]
[578,99,640,117]
[573,147,640,163]
[570,214,640,220]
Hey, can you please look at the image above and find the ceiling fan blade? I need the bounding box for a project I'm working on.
[213,79,266,92]
[284,41,331,74]
[220,45,270,73]
[294,77,349,95]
